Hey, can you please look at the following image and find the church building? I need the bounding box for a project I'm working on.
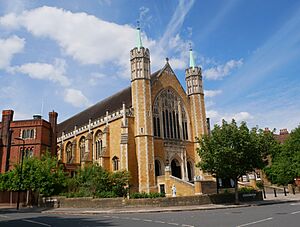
[57,27,211,196]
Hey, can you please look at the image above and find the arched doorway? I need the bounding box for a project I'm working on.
[171,159,182,179]
[187,161,193,181]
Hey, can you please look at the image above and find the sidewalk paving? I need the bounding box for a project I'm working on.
[1,193,300,215]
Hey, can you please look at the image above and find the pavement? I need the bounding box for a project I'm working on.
[1,192,300,215]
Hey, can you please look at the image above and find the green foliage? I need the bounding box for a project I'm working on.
[62,165,130,198]
[238,187,256,194]
[130,192,165,199]
[0,152,67,196]
[256,181,264,189]
[264,126,300,185]
[197,120,277,203]
[197,120,274,179]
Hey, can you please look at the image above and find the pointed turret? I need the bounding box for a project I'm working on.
[185,46,203,95]
[189,44,195,69]
[130,23,155,193]
[136,21,143,50]
[185,46,208,179]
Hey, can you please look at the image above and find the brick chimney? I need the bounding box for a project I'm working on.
[49,111,58,156]
[279,128,288,135]
[1,110,14,172]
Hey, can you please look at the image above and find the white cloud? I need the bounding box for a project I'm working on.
[206,110,219,119]
[204,89,222,98]
[206,110,253,125]
[0,35,25,69]
[222,111,253,122]
[12,59,70,86]
[203,59,243,80]
[64,88,90,108]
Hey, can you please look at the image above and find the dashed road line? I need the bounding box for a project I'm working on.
[291,210,300,215]
[237,217,273,227]
[155,220,166,224]
[22,219,51,227]
[142,219,153,222]
[0,214,9,218]
[168,223,179,226]
[181,224,194,227]
[131,217,141,221]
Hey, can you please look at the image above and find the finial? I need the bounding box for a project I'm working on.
[136,20,143,50]
[189,42,192,51]
[189,43,195,69]
[166,57,169,62]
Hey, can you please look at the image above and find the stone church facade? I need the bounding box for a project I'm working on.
[57,28,211,195]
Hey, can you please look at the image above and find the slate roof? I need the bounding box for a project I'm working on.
[57,69,162,135]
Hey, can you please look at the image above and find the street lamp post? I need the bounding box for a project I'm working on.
[15,137,25,210]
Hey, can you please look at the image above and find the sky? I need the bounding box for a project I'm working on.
[0,0,299,132]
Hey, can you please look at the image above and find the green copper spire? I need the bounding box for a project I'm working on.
[136,21,143,50]
[189,44,195,69]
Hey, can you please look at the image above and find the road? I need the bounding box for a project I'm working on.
[0,202,299,227]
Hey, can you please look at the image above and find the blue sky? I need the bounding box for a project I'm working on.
[0,0,299,131]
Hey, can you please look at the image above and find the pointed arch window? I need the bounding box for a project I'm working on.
[79,137,86,162]
[112,156,119,171]
[95,131,103,159]
[153,88,189,141]
[66,142,72,163]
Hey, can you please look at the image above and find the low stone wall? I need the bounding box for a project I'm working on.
[45,192,262,208]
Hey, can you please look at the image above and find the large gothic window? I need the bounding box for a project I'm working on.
[79,137,86,162]
[95,131,103,159]
[153,88,189,140]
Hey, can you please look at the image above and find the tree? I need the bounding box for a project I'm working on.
[264,126,300,185]
[0,152,67,197]
[197,120,276,203]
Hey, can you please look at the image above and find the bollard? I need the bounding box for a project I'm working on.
[274,188,277,197]
[284,187,287,196]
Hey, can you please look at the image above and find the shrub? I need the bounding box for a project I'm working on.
[256,181,264,189]
[130,192,165,199]
[239,187,256,194]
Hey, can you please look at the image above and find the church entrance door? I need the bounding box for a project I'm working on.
[171,159,182,179]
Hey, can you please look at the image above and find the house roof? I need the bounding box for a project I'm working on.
[57,69,162,135]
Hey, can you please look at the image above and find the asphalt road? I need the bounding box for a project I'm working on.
[0,202,299,227]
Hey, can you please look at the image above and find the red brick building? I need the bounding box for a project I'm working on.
[0,110,58,173]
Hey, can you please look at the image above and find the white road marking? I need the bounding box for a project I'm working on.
[22,219,51,227]
[131,218,141,221]
[237,217,273,227]
[111,216,119,219]
[155,220,165,224]
[0,214,9,218]
[168,223,179,226]
[291,210,300,215]
[182,224,194,227]
[290,203,300,206]
[143,219,153,222]
[103,215,110,218]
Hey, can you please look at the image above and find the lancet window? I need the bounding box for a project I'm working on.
[95,131,103,159]
[66,142,72,163]
[153,88,189,140]
[79,137,86,161]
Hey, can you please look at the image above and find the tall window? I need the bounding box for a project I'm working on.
[66,142,72,163]
[153,88,189,140]
[112,156,119,171]
[95,131,103,159]
[79,137,86,162]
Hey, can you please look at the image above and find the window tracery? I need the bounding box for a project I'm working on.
[153,88,189,140]
[66,142,72,163]
[79,137,86,161]
[95,131,103,159]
